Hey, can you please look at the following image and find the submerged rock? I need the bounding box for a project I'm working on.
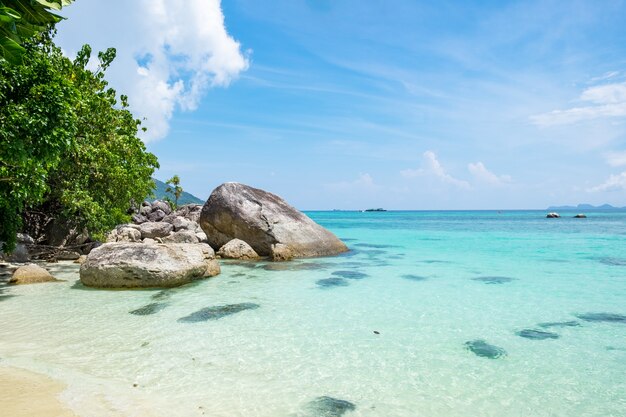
[316,277,349,288]
[80,243,219,288]
[217,238,260,260]
[129,302,168,316]
[331,270,368,280]
[576,313,626,324]
[516,329,560,340]
[177,302,260,322]
[304,396,356,417]
[598,257,626,266]
[402,274,427,281]
[471,276,516,284]
[199,182,348,258]
[537,321,581,328]
[464,339,507,359]
[9,264,58,285]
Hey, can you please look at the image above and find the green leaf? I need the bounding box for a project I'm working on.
[0,35,24,64]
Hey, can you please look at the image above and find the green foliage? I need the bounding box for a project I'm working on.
[0,32,159,251]
[0,0,73,64]
[0,31,78,251]
[165,175,183,208]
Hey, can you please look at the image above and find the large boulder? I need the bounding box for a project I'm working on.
[80,243,220,288]
[199,183,348,259]
[218,239,260,260]
[10,264,58,284]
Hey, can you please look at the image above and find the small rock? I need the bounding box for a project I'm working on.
[546,212,560,218]
[139,222,173,239]
[143,238,157,245]
[10,264,58,285]
[132,214,148,224]
[56,250,81,261]
[573,213,587,218]
[270,243,293,261]
[116,227,142,242]
[152,200,172,215]
[217,239,260,260]
[147,209,166,222]
[74,255,87,264]
[162,230,199,244]
[195,232,208,243]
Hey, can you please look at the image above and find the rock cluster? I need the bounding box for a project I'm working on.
[107,201,207,245]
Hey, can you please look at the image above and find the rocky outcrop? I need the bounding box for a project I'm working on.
[574,213,587,218]
[80,243,220,288]
[199,183,348,259]
[217,239,260,260]
[10,264,58,284]
[546,212,560,218]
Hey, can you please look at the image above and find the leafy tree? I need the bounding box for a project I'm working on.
[0,31,78,251]
[165,175,183,208]
[0,0,73,64]
[1,31,159,251]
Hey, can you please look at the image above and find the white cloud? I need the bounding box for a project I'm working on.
[467,162,511,185]
[402,151,470,189]
[587,171,626,192]
[605,151,626,167]
[531,81,626,127]
[57,0,249,141]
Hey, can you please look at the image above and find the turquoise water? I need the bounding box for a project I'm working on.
[1,210,625,416]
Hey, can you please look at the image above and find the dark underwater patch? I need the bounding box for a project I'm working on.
[538,321,580,329]
[178,303,260,323]
[598,257,626,266]
[151,289,174,300]
[464,339,507,359]
[417,259,451,264]
[340,238,358,242]
[576,313,626,324]
[331,270,368,280]
[353,243,397,249]
[316,278,349,288]
[130,302,168,316]
[402,274,427,281]
[516,329,559,340]
[471,276,516,284]
[304,396,356,417]
[262,261,334,272]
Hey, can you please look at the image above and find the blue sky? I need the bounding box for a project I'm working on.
[55,0,626,209]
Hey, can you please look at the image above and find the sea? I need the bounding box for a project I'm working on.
[1,210,625,417]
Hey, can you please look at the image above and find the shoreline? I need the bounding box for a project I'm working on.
[0,365,78,417]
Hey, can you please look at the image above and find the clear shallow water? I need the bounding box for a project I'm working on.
[1,210,625,417]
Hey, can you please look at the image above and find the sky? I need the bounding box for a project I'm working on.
[54,0,626,210]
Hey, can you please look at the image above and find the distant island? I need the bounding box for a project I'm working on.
[364,208,387,212]
[546,203,626,211]
[152,178,204,205]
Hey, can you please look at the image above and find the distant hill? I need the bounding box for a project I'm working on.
[150,178,204,205]
[547,203,626,211]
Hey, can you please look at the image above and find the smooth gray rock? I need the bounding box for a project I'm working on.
[147,209,166,222]
[199,182,348,258]
[10,264,58,284]
[171,216,195,231]
[152,200,172,215]
[132,213,148,224]
[217,239,260,260]
[56,250,81,260]
[195,232,208,243]
[162,230,199,244]
[116,227,142,242]
[139,222,173,239]
[80,243,219,288]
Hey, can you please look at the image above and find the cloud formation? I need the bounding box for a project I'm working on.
[588,171,626,192]
[58,0,249,141]
[467,162,511,185]
[402,151,470,189]
[531,81,626,127]
[605,151,626,167]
